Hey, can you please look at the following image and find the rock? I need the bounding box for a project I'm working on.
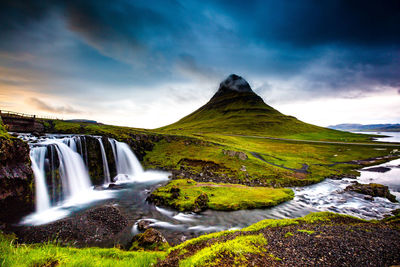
[169,186,180,199]
[222,149,248,160]
[137,220,152,231]
[345,182,397,203]
[364,195,374,201]
[363,167,391,173]
[193,193,209,213]
[218,74,252,93]
[130,228,169,251]
[0,136,34,224]
[31,131,41,137]
[15,205,129,246]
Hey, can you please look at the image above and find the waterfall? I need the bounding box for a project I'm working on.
[108,138,144,182]
[97,137,111,184]
[30,146,51,212]
[52,140,92,198]
[22,134,168,225]
[28,138,93,213]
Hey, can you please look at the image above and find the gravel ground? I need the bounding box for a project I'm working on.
[158,217,400,267]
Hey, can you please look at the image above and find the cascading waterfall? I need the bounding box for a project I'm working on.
[52,140,92,198]
[108,138,144,182]
[22,134,168,225]
[30,147,51,212]
[97,137,111,184]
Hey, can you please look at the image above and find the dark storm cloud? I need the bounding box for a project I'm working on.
[0,0,398,101]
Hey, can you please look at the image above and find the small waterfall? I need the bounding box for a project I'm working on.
[52,140,92,198]
[30,147,51,212]
[97,137,111,184]
[108,138,144,182]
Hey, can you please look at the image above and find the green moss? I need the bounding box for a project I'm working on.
[284,232,294,238]
[242,212,365,232]
[150,179,294,211]
[179,234,267,267]
[0,123,12,140]
[297,229,315,234]
[0,232,165,267]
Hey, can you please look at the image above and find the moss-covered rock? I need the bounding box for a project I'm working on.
[345,182,397,202]
[147,179,294,212]
[130,228,170,251]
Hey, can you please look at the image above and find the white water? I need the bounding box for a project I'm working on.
[54,140,93,197]
[109,139,147,182]
[97,137,111,184]
[21,134,168,225]
[30,147,51,212]
[22,137,111,225]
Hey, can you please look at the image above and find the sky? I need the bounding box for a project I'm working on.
[0,0,399,128]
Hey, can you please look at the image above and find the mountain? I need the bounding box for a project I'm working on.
[329,123,400,132]
[159,74,359,139]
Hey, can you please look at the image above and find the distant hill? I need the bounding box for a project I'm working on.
[158,74,368,141]
[65,119,98,124]
[329,123,400,132]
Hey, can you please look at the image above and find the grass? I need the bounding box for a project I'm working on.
[144,133,400,187]
[150,179,294,211]
[241,211,365,232]
[0,232,165,267]
[179,234,268,267]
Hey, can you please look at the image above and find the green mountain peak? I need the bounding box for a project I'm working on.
[158,74,351,140]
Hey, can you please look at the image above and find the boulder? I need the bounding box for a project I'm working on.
[137,220,152,231]
[345,182,397,203]
[130,228,169,251]
[193,193,209,213]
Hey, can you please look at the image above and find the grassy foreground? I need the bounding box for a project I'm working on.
[2,212,399,266]
[149,179,294,211]
[0,232,164,267]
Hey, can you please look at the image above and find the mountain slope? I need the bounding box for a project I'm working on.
[158,74,368,141]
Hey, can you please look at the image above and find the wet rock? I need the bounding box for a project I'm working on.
[0,136,34,224]
[15,205,129,246]
[31,131,41,137]
[363,166,391,173]
[193,193,209,213]
[129,228,169,251]
[345,182,397,203]
[364,195,374,201]
[137,220,152,231]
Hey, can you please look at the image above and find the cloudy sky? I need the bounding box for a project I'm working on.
[0,0,399,128]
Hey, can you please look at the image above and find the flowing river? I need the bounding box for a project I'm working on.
[16,132,400,244]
